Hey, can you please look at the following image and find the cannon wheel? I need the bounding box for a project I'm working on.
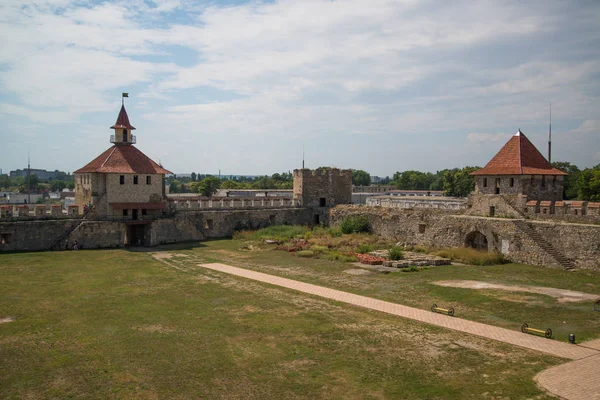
[545,328,552,339]
[521,323,528,333]
[431,304,438,313]
[448,307,455,317]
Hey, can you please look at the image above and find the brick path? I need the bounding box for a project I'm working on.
[199,263,600,399]
[199,263,598,360]
[536,354,600,400]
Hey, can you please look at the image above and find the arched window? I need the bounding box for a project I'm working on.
[123,129,128,142]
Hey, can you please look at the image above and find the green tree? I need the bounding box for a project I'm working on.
[443,166,479,197]
[251,177,275,190]
[221,180,240,189]
[197,176,221,197]
[191,172,197,182]
[392,170,435,190]
[20,174,39,192]
[552,161,580,199]
[169,180,181,194]
[352,170,371,186]
[0,174,11,188]
[577,165,600,201]
[67,182,75,190]
[50,180,67,192]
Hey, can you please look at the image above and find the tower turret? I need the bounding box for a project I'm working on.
[110,105,136,145]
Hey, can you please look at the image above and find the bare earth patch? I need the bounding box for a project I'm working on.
[343,269,374,276]
[132,324,175,333]
[151,252,173,260]
[1,317,16,324]
[433,280,599,303]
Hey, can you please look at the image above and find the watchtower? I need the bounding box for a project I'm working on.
[293,168,352,208]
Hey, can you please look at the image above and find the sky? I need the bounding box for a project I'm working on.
[0,0,599,177]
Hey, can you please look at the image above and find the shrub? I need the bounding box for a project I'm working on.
[388,246,404,260]
[234,225,310,242]
[328,228,343,237]
[340,254,358,263]
[412,245,429,253]
[296,250,315,258]
[356,243,376,254]
[432,247,506,266]
[311,245,328,253]
[340,215,370,234]
[303,231,312,240]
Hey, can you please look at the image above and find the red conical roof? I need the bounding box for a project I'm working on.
[110,105,136,130]
[74,145,171,174]
[471,130,566,176]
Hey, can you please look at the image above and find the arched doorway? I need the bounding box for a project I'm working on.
[465,231,488,251]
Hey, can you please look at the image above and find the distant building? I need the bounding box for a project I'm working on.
[352,185,396,194]
[3,193,44,204]
[10,169,69,180]
[390,190,444,197]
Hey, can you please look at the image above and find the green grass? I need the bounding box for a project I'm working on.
[0,249,563,399]
[432,247,506,265]
[190,239,600,343]
[233,225,311,242]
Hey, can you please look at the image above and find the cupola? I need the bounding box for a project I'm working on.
[110,104,136,145]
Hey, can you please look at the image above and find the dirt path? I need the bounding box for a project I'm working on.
[433,280,599,303]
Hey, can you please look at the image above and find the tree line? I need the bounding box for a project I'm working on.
[352,162,600,200]
[0,174,75,193]
[167,172,294,196]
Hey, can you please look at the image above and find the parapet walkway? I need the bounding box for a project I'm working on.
[199,263,597,360]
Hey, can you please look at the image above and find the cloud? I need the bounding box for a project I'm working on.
[1,0,599,173]
[569,120,600,136]
[466,133,508,144]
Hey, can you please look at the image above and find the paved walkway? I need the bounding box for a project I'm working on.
[536,354,600,400]
[199,263,598,360]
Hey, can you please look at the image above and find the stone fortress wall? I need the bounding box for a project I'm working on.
[1,167,599,272]
[330,205,600,271]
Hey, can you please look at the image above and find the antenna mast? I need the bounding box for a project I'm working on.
[548,102,552,163]
[27,148,31,205]
[302,144,305,169]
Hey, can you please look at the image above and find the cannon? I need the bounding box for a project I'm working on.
[521,323,552,338]
[431,304,455,316]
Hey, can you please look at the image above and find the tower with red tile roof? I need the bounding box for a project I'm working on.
[470,129,566,201]
[74,103,172,222]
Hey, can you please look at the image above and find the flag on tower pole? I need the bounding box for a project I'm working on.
[122,92,129,105]
[122,92,129,98]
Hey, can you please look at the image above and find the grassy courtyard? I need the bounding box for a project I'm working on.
[0,247,570,399]
[178,230,600,343]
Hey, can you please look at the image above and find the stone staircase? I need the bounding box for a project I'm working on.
[50,194,105,250]
[513,220,575,270]
[500,195,527,219]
